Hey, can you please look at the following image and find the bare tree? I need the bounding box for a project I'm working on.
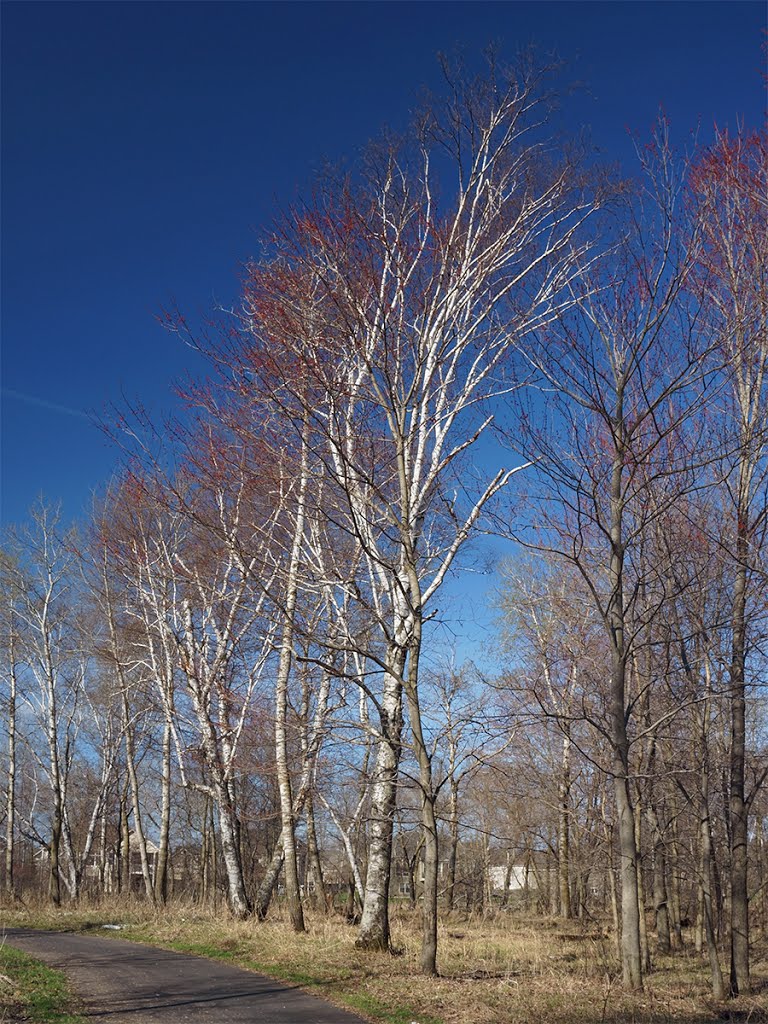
[506,120,710,988]
[0,546,24,899]
[107,461,280,919]
[498,555,605,920]
[89,513,157,903]
[15,503,81,904]
[691,126,768,996]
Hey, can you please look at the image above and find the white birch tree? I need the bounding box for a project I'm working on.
[223,53,599,972]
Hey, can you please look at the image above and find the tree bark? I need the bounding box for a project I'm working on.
[404,605,439,975]
[729,516,750,996]
[46,666,63,907]
[119,785,130,895]
[647,800,670,954]
[215,780,250,919]
[608,448,643,990]
[305,795,325,909]
[357,645,405,952]
[700,750,725,999]
[633,803,650,973]
[154,719,172,903]
[272,433,312,934]
[668,807,683,950]
[446,778,459,912]
[558,726,572,919]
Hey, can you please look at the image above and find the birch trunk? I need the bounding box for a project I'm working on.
[403,604,439,975]
[215,779,250,919]
[119,786,130,894]
[446,777,459,911]
[559,726,572,919]
[357,645,405,951]
[46,675,63,906]
[255,838,284,920]
[273,440,310,934]
[154,719,172,903]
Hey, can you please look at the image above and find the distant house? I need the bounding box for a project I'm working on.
[488,862,538,893]
[83,831,161,893]
[125,832,160,889]
[392,855,538,900]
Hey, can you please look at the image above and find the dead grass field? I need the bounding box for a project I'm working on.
[2,898,766,1024]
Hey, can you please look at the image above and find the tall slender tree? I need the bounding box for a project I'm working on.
[691,126,768,996]
[508,120,709,988]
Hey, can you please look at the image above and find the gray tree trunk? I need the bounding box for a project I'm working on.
[154,720,172,903]
[215,781,250,919]
[729,519,750,996]
[404,607,439,975]
[305,796,325,909]
[119,787,130,895]
[608,446,643,990]
[446,778,459,911]
[558,727,572,919]
[357,646,405,952]
[649,806,670,954]
[700,749,725,999]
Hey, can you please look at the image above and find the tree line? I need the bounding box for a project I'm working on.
[1,54,766,996]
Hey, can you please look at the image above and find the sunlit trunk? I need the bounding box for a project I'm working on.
[215,780,250,919]
[357,644,405,951]
[403,603,439,975]
[154,720,172,903]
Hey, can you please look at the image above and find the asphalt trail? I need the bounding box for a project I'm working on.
[3,928,369,1023]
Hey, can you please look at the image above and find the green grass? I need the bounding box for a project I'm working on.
[343,991,443,1024]
[0,944,85,1024]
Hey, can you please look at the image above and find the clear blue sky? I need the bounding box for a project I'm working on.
[2,0,765,533]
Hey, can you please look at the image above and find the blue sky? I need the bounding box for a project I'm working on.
[1,1,765,556]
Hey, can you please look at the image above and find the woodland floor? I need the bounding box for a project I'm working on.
[1,899,766,1024]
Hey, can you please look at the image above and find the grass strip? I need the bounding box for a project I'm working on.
[160,937,443,1024]
[342,991,443,1024]
[0,943,85,1024]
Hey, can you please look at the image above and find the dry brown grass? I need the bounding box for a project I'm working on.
[2,896,766,1024]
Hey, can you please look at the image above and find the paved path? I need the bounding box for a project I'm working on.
[3,928,368,1023]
